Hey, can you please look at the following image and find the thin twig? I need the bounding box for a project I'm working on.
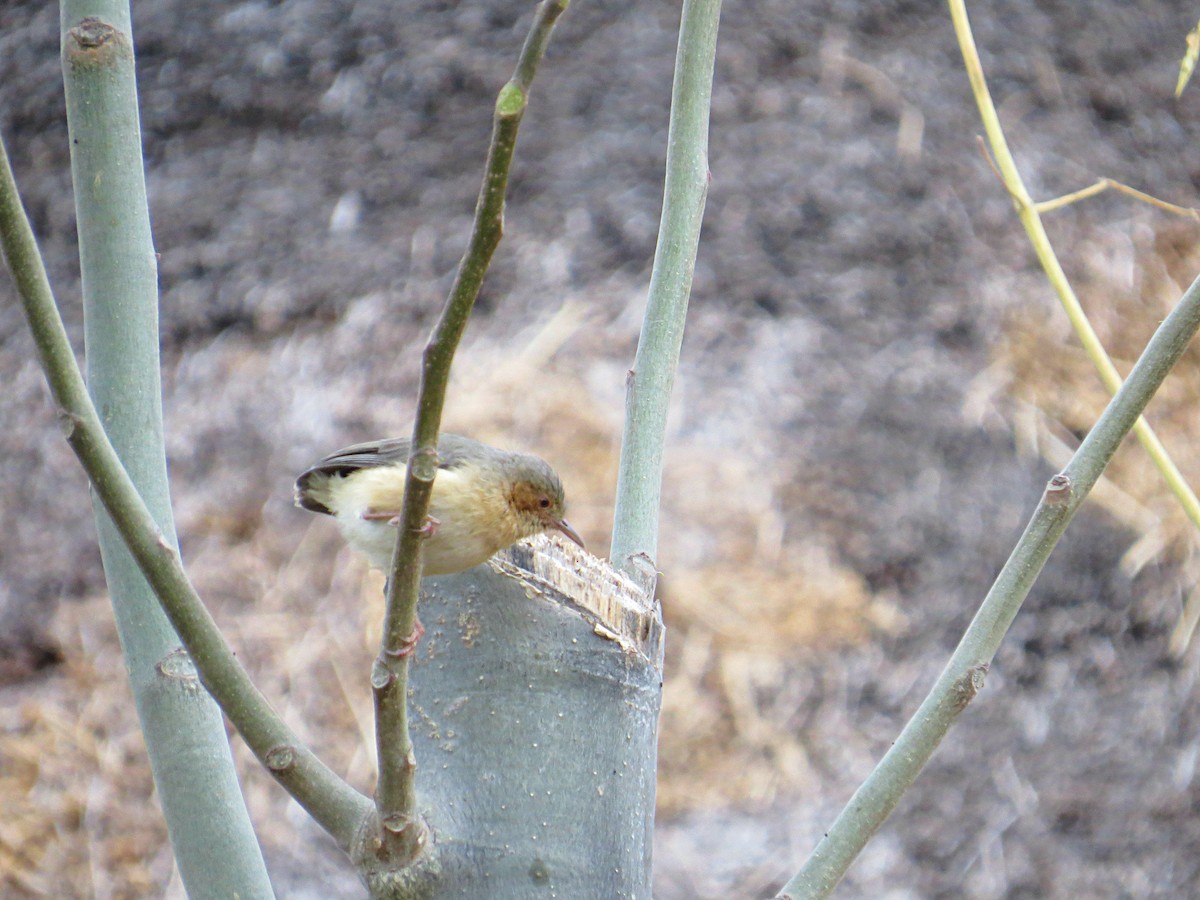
[1034,177,1200,218]
[0,134,372,850]
[973,134,1013,199]
[780,270,1200,899]
[371,0,570,865]
[1032,179,1108,213]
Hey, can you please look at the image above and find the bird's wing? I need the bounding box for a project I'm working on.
[300,433,487,479]
[295,433,504,517]
[306,437,413,474]
[292,439,409,514]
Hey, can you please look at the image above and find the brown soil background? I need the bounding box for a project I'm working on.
[4,1,1200,897]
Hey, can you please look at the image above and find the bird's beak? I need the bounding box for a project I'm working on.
[554,518,586,550]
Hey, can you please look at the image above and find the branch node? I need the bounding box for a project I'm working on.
[377,813,430,866]
[69,17,116,49]
[381,813,418,836]
[1044,473,1073,506]
[954,663,988,710]
[264,745,297,773]
[64,17,130,70]
[496,81,528,119]
[155,647,199,682]
[409,446,438,483]
[371,658,395,690]
[56,408,83,440]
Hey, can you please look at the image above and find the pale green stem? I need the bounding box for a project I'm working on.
[59,3,273,894]
[610,0,722,586]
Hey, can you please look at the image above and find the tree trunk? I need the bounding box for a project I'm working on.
[360,538,662,899]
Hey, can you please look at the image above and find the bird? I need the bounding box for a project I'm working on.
[294,433,585,577]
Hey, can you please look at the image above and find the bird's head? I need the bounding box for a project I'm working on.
[505,457,585,550]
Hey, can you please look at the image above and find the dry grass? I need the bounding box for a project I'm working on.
[988,217,1200,577]
[1,598,175,899]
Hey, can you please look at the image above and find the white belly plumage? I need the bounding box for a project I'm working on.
[335,510,502,576]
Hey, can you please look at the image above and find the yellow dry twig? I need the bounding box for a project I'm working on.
[1176,20,1200,98]
[949,0,1200,647]
[1035,177,1200,219]
[1169,575,1200,657]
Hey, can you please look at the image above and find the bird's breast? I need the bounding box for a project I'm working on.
[330,463,517,576]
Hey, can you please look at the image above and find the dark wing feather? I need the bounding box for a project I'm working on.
[294,433,486,514]
[306,437,413,474]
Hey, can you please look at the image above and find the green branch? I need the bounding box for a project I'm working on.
[609,0,722,585]
[778,271,1200,897]
[0,132,371,853]
[371,0,570,865]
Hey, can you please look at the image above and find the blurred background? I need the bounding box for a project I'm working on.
[3,1,1200,896]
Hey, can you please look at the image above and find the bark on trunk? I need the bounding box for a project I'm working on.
[376,536,662,899]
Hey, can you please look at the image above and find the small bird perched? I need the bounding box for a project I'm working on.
[294,433,585,576]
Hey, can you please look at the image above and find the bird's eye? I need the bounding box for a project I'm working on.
[538,497,551,509]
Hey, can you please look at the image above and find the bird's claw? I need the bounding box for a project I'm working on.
[362,511,440,535]
[362,508,401,523]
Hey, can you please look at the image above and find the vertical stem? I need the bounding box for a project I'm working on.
[59,3,273,895]
[610,0,722,585]
[371,0,570,866]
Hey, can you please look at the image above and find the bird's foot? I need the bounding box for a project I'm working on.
[384,616,425,659]
[362,508,401,523]
[361,511,440,535]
